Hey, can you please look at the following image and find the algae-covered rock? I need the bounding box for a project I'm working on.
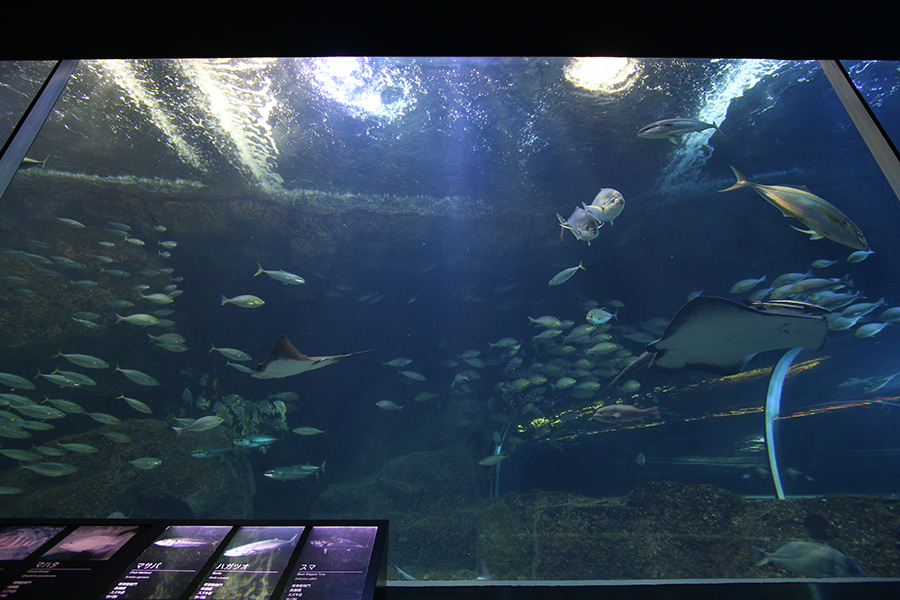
[311,449,481,578]
[0,419,254,519]
[466,482,900,580]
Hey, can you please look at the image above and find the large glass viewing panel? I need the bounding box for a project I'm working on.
[841,60,900,151]
[0,61,56,152]
[0,58,898,582]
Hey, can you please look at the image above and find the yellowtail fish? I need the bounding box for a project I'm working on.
[720,166,869,251]
[209,344,252,361]
[23,462,77,477]
[382,358,413,368]
[118,394,152,414]
[56,217,85,229]
[172,415,223,436]
[130,457,162,470]
[139,293,174,305]
[292,427,326,436]
[12,405,66,420]
[0,372,35,390]
[0,448,42,461]
[58,443,98,454]
[549,262,585,287]
[376,400,403,411]
[399,370,426,381]
[53,351,109,369]
[115,313,160,327]
[87,412,122,425]
[847,250,873,263]
[19,155,49,170]
[220,294,265,308]
[114,365,160,386]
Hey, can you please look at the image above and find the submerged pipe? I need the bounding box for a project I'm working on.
[765,347,802,500]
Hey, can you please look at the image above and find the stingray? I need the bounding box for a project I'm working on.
[605,296,829,390]
[252,335,372,379]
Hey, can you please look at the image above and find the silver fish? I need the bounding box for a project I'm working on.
[87,412,122,425]
[139,293,174,305]
[254,262,305,285]
[58,443,98,454]
[753,541,866,577]
[382,358,413,368]
[23,462,77,477]
[220,294,265,308]
[376,400,403,411]
[557,207,601,245]
[637,117,726,143]
[209,344,252,361]
[115,313,160,327]
[0,448,43,461]
[56,217,85,229]
[172,415,224,436]
[549,262,585,287]
[847,250,874,263]
[56,370,96,386]
[119,394,152,414]
[582,188,625,224]
[130,457,162,469]
[586,307,617,325]
[233,434,278,448]
[0,372,35,390]
[399,370,426,381]
[12,405,66,420]
[53,351,109,370]
[729,276,767,295]
[114,365,160,386]
[263,467,316,481]
[720,166,869,251]
[855,322,889,338]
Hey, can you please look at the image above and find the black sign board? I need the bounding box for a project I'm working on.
[0,520,386,600]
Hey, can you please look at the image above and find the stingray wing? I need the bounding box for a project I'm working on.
[648,296,828,375]
[307,349,375,362]
[252,335,372,379]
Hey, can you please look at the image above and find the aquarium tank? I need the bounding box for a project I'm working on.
[0,57,899,587]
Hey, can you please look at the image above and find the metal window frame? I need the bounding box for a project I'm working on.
[0,59,78,201]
